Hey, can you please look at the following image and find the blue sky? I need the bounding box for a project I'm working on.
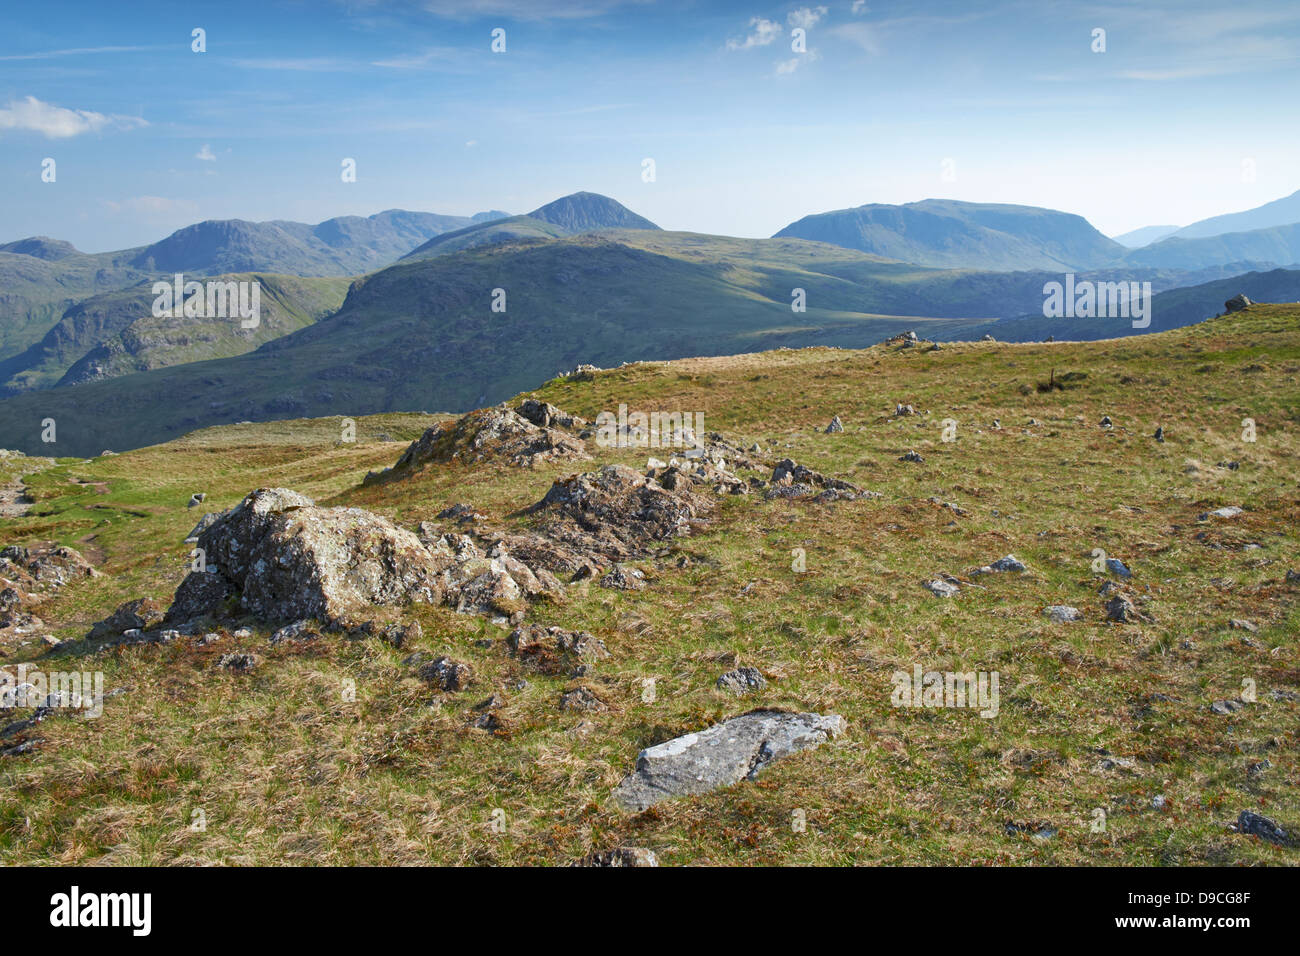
[2,0,1299,252]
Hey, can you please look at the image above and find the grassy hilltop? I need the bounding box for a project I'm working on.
[0,304,1296,865]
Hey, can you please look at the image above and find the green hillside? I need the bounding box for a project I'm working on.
[3,230,1284,458]
[0,231,1056,456]
[0,247,152,361]
[1125,223,1300,271]
[970,268,1300,342]
[0,274,349,394]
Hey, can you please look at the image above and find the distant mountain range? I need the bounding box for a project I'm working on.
[1112,225,1179,248]
[1110,190,1300,251]
[1172,189,1300,240]
[772,196,1300,273]
[401,192,659,261]
[970,267,1300,342]
[126,208,507,276]
[1125,222,1300,271]
[772,199,1128,271]
[3,211,1296,457]
[5,187,1300,455]
[0,207,506,375]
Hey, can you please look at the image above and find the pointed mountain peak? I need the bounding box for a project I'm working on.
[527,192,659,231]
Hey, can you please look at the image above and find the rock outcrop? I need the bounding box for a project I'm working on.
[166,488,568,630]
[766,458,876,503]
[170,488,451,626]
[369,406,588,483]
[0,543,96,636]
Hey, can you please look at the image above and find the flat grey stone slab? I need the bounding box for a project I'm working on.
[613,709,846,811]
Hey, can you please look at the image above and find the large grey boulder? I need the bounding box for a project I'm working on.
[385,406,588,476]
[613,710,846,811]
[171,488,451,626]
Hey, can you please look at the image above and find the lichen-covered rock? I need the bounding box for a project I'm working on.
[600,564,645,590]
[164,570,236,624]
[169,488,451,627]
[0,543,96,589]
[560,686,607,712]
[216,652,258,672]
[766,458,875,502]
[571,847,658,867]
[385,407,588,475]
[90,597,166,639]
[650,458,748,496]
[515,399,588,431]
[531,464,709,562]
[508,624,608,675]
[418,656,473,692]
[716,666,767,696]
[613,710,847,811]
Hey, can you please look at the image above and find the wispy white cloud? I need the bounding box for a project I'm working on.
[827,21,881,55]
[727,17,783,51]
[0,45,156,61]
[370,46,476,70]
[788,6,828,30]
[0,96,147,139]
[195,143,216,161]
[776,49,820,75]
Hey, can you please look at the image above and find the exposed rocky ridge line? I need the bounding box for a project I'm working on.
[122,404,872,650]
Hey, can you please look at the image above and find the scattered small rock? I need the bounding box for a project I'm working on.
[601,564,645,590]
[1105,594,1138,622]
[1200,506,1244,520]
[924,579,960,598]
[216,653,258,672]
[418,656,473,692]
[987,554,1026,573]
[560,686,607,712]
[571,847,659,867]
[1044,605,1081,623]
[715,667,767,696]
[269,620,316,645]
[1105,557,1132,579]
[1234,810,1292,846]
